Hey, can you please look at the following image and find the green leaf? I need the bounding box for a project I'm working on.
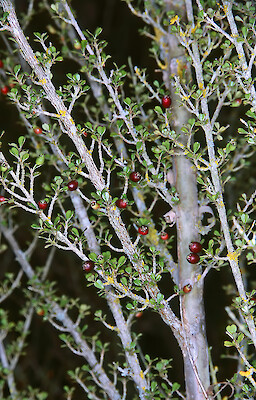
[156,293,164,303]
[172,382,180,391]
[31,224,41,230]
[74,73,81,81]
[21,151,29,162]
[117,256,126,267]
[193,142,200,153]
[238,128,247,134]
[42,123,50,132]
[95,27,102,37]
[224,340,234,347]
[81,40,87,52]
[10,147,19,157]
[89,253,97,262]
[34,32,42,39]
[120,277,127,286]
[197,177,205,185]
[66,210,73,219]
[97,126,106,135]
[50,4,58,12]
[154,105,163,114]
[101,191,110,202]
[71,227,79,237]
[235,15,243,22]
[18,136,25,147]
[124,97,131,106]
[246,109,256,119]
[136,141,143,150]
[14,64,21,74]
[237,333,244,343]
[35,155,44,165]
[241,213,249,224]
[94,280,104,290]
[226,324,237,335]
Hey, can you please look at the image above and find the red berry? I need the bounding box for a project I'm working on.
[138,225,149,235]
[37,309,45,316]
[67,180,78,191]
[160,232,169,240]
[183,284,192,293]
[234,98,242,106]
[189,241,202,253]
[82,260,95,273]
[82,131,88,137]
[135,312,143,318]
[116,199,128,209]
[34,127,42,134]
[1,86,9,95]
[0,196,6,202]
[187,253,200,264]
[161,95,172,108]
[38,200,48,210]
[0,60,3,68]
[129,171,141,182]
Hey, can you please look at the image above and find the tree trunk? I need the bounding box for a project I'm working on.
[162,1,210,398]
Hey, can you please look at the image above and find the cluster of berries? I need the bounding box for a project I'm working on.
[34,94,172,212]
[182,242,203,294]
[37,180,78,210]
[187,241,202,264]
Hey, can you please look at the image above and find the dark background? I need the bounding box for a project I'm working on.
[0,1,254,399]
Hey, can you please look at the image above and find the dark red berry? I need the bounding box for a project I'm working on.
[138,225,149,235]
[189,241,202,253]
[1,86,9,95]
[129,171,141,182]
[34,127,42,134]
[183,284,192,293]
[0,196,6,202]
[187,253,200,264]
[0,60,3,68]
[161,95,171,108]
[38,200,48,210]
[68,180,78,191]
[116,199,128,209]
[82,260,95,273]
[160,232,169,240]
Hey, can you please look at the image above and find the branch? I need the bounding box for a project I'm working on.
[184,0,256,349]
[0,220,121,400]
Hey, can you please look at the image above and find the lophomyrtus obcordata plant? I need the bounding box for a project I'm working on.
[0,1,256,400]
